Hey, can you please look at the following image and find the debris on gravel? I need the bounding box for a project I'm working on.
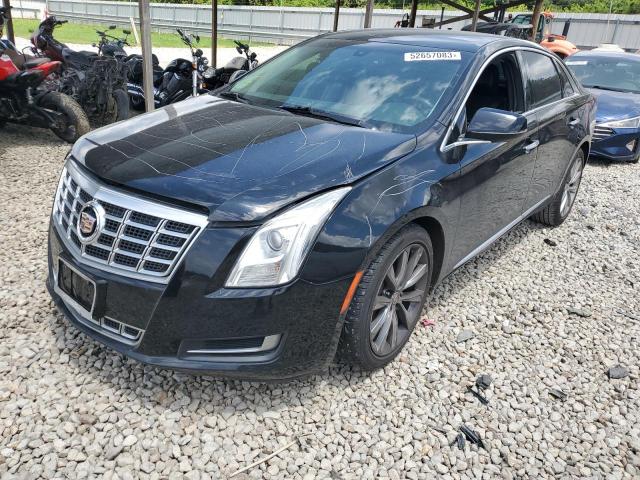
[455,329,474,343]
[567,306,593,318]
[1,125,639,479]
[608,365,630,380]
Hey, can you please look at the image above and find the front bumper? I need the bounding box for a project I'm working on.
[590,128,640,162]
[47,224,351,381]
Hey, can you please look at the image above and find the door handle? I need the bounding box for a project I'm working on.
[523,140,539,154]
[568,118,580,127]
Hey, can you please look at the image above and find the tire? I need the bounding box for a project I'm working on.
[338,224,433,371]
[531,149,585,226]
[39,92,91,144]
[130,95,146,111]
[113,89,130,122]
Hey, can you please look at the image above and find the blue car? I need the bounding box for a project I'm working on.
[566,51,640,163]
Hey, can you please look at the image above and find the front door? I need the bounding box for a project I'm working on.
[447,51,540,267]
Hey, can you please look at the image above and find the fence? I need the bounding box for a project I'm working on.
[45,0,640,50]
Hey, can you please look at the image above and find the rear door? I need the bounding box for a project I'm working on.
[519,50,579,208]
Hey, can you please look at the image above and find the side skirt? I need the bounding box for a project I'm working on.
[452,195,551,272]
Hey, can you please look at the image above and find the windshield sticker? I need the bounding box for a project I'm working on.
[566,60,588,66]
[404,51,462,62]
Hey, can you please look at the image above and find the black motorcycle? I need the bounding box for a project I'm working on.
[201,40,259,90]
[31,16,129,125]
[94,25,131,58]
[126,29,208,110]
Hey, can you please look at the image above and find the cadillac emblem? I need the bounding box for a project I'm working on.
[76,201,105,244]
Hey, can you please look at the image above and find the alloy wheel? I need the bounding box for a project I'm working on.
[370,243,429,357]
[560,157,583,217]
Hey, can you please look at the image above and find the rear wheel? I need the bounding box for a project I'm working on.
[338,225,433,370]
[39,92,90,143]
[531,149,585,226]
[113,89,130,122]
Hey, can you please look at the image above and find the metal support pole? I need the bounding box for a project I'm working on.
[439,7,444,29]
[530,0,544,42]
[2,0,15,44]
[470,0,481,32]
[138,0,154,112]
[333,0,340,32]
[409,0,418,28]
[211,0,217,68]
[363,0,374,29]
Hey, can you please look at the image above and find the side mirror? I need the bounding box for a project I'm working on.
[109,25,116,30]
[236,46,243,55]
[465,108,527,141]
[228,70,248,83]
[123,29,131,35]
[195,34,200,43]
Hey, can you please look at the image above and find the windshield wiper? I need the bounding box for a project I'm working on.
[279,104,370,129]
[218,91,250,104]
[583,84,630,93]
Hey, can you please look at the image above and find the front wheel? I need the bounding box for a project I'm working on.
[39,92,91,143]
[338,224,433,371]
[531,149,585,226]
[130,94,146,111]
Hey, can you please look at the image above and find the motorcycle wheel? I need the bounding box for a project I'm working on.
[113,89,130,122]
[130,95,146,112]
[39,92,91,144]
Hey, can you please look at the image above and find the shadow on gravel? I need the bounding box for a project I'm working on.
[45,213,547,409]
[0,124,67,148]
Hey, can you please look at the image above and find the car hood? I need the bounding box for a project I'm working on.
[75,96,416,222]
[588,88,640,123]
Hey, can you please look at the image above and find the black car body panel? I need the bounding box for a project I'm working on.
[76,97,417,222]
[47,30,594,379]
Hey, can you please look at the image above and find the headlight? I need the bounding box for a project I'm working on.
[598,116,640,129]
[225,187,351,288]
[203,66,216,79]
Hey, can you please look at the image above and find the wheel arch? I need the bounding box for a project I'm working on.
[579,140,590,163]
[360,209,448,292]
[412,216,446,290]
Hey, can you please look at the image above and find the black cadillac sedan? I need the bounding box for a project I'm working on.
[47,30,594,380]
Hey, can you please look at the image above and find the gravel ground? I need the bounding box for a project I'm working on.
[1,123,639,480]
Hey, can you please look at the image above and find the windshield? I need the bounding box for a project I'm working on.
[228,38,470,133]
[566,55,640,94]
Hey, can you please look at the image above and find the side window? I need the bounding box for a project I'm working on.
[520,51,563,109]
[555,61,575,97]
[464,52,525,124]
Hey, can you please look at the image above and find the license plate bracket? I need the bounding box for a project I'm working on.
[58,259,97,315]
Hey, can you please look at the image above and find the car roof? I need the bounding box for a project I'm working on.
[573,50,640,61]
[322,29,542,54]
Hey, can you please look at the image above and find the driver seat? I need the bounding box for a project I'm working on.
[22,57,51,69]
[61,48,98,68]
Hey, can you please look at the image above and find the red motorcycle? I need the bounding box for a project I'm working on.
[0,54,90,143]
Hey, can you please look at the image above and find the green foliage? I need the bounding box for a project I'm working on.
[144,0,640,14]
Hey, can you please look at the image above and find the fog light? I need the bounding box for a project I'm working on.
[626,140,637,152]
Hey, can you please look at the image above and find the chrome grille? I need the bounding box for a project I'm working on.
[593,125,614,141]
[52,162,208,283]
